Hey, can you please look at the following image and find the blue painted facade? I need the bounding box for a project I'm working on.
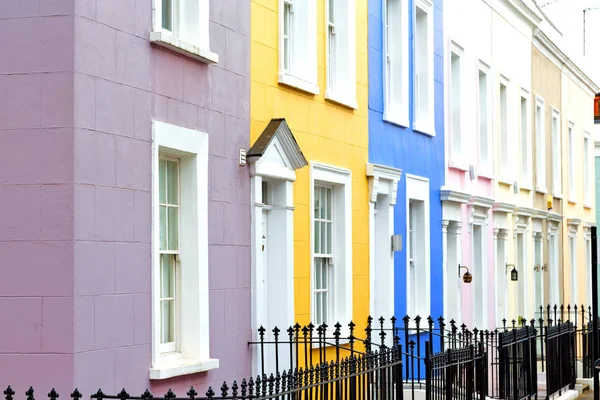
[367,0,445,321]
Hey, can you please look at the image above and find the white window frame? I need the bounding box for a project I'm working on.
[383,0,410,127]
[471,221,487,329]
[535,96,546,192]
[585,227,592,305]
[449,42,463,162]
[325,0,357,109]
[310,162,352,331]
[569,230,577,306]
[413,0,435,136]
[568,121,576,202]
[478,62,492,174]
[547,222,560,307]
[520,90,532,188]
[150,121,218,380]
[150,0,218,64]
[551,109,562,197]
[405,174,430,318]
[584,131,592,207]
[278,0,319,94]
[498,76,510,181]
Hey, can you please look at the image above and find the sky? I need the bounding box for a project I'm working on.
[539,0,600,85]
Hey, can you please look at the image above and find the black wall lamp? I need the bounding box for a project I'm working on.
[458,264,472,283]
[506,263,518,281]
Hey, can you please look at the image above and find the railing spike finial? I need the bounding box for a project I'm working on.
[141,390,153,400]
[26,387,35,400]
[4,386,15,400]
[117,389,129,400]
[220,381,228,398]
[205,387,215,400]
[48,389,59,400]
[164,389,176,400]
[185,388,196,400]
[70,390,82,400]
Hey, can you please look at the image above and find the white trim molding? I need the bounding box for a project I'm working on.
[367,163,402,322]
[310,162,352,332]
[150,121,217,380]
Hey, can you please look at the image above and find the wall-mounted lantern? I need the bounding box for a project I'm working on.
[458,264,472,283]
[506,263,518,281]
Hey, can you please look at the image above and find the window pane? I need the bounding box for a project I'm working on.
[161,300,175,344]
[314,220,320,253]
[328,0,335,23]
[314,187,320,216]
[316,293,322,324]
[315,260,322,289]
[159,159,167,204]
[326,188,331,219]
[321,292,328,323]
[326,222,332,254]
[162,0,173,31]
[320,187,326,219]
[167,161,179,205]
[161,254,175,298]
[321,221,327,253]
[168,206,179,251]
[322,261,328,290]
[160,205,167,250]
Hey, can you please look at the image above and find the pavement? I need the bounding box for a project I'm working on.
[579,390,594,400]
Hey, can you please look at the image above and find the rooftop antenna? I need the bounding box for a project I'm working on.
[584,6,600,56]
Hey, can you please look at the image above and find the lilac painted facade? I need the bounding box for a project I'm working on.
[0,0,250,396]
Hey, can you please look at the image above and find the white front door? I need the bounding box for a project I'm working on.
[534,235,544,312]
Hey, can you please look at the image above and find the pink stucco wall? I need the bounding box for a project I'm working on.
[0,0,251,396]
[446,169,496,329]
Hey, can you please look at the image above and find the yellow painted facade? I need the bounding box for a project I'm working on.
[250,0,370,327]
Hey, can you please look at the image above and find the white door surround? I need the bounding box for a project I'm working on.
[513,208,534,319]
[248,119,308,377]
[546,214,562,307]
[440,188,470,324]
[567,218,581,307]
[366,163,402,323]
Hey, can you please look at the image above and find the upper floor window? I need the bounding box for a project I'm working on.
[568,122,576,202]
[325,0,357,108]
[520,91,531,187]
[478,65,491,172]
[150,0,219,64]
[278,0,319,94]
[449,46,463,161]
[535,97,546,192]
[413,0,434,135]
[383,0,409,126]
[499,80,509,175]
[551,109,562,196]
[584,131,591,206]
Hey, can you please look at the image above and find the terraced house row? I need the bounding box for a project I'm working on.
[0,0,598,395]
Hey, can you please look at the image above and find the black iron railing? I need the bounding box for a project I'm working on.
[545,321,576,397]
[497,325,537,400]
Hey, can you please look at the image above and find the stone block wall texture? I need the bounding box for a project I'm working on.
[0,0,251,396]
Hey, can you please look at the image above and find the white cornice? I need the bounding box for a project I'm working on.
[583,221,595,229]
[469,195,495,210]
[567,217,582,227]
[514,206,536,217]
[493,202,516,214]
[532,209,548,219]
[547,212,563,223]
[533,32,600,96]
[503,0,543,27]
[440,187,470,204]
[366,163,403,182]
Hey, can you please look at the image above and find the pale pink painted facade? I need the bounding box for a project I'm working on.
[0,0,250,396]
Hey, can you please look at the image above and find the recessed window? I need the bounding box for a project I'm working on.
[450,50,462,160]
[383,0,409,125]
[278,0,318,94]
[413,1,434,134]
[499,82,508,172]
[584,132,591,205]
[150,0,218,64]
[311,163,352,328]
[551,110,561,196]
[406,175,430,317]
[535,98,545,191]
[520,93,531,186]
[150,121,216,380]
[314,185,333,325]
[478,68,490,170]
[325,0,357,108]
[568,123,576,201]
[159,157,180,354]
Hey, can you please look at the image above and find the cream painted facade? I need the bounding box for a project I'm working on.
[443,0,599,329]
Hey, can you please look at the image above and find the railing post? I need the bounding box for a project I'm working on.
[425,341,431,400]
[498,332,505,399]
[592,225,599,400]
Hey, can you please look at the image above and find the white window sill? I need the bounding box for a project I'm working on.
[478,169,494,180]
[149,357,219,380]
[412,121,435,137]
[568,197,577,204]
[325,90,358,110]
[584,202,592,209]
[552,192,563,199]
[383,111,410,128]
[448,160,468,172]
[278,72,319,95]
[498,176,514,187]
[150,31,219,64]
[535,186,547,194]
[520,184,533,192]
